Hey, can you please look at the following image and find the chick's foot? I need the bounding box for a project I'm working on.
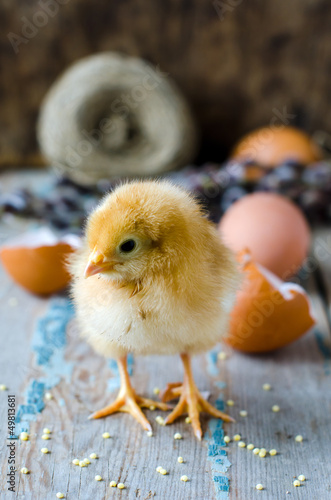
[161,353,234,440]
[88,356,169,432]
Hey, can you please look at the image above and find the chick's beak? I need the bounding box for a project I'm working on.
[84,248,114,278]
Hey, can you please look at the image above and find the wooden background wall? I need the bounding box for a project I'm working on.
[1,0,331,166]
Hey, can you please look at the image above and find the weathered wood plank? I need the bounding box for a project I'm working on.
[0,295,218,499]
[221,272,331,500]
[312,227,331,324]
[1,273,330,499]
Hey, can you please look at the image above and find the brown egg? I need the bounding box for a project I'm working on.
[0,229,81,295]
[224,251,315,353]
[219,192,310,279]
[231,126,322,167]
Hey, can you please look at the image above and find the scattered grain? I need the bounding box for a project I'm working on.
[155,416,165,426]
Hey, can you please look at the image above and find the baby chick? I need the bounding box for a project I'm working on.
[70,180,241,439]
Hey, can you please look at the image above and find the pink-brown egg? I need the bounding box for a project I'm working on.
[219,192,311,279]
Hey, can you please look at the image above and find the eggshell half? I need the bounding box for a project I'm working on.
[219,192,311,279]
[224,252,315,352]
[231,126,322,167]
[0,228,81,295]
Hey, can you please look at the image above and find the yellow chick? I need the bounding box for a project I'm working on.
[70,180,241,439]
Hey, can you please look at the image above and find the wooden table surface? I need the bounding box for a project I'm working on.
[0,170,330,500]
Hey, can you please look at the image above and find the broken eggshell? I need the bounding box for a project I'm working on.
[224,251,315,352]
[0,228,81,295]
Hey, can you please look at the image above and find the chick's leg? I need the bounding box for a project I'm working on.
[163,353,234,440]
[88,356,169,431]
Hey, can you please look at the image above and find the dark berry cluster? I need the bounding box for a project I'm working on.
[1,159,330,232]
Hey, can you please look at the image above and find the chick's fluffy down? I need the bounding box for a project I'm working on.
[70,181,241,359]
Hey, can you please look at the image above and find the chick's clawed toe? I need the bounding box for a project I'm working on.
[88,356,169,432]
[161,354,235,440]
[161,382,183,402]
[89,394,169,432]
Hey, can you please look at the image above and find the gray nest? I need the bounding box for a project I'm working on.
[38,52,198,186]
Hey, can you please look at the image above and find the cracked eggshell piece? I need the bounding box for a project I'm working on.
[224,251,315,352]
[0,228,81,295]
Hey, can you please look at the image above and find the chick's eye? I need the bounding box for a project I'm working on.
[119,239,136,253]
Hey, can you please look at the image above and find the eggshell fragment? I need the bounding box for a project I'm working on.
[0,228,81,295]
[224,252,315,352]
[219,192,310,279]
[231,126,322,167]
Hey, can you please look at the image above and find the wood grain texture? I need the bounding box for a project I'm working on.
[0,299,218,500]
[0,171,331,499]
[2,0,331,165]
[221,273,331,500]
[312,227,331,322]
